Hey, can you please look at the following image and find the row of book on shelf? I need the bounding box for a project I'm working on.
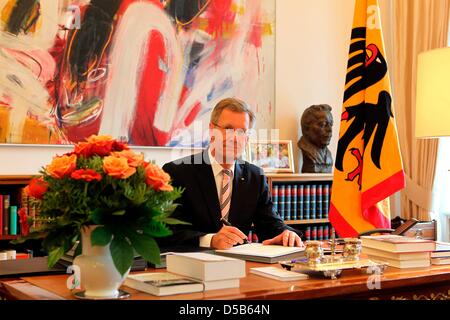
[271,183,331,221]
[303,225,332,241]
[0,189,39,237]
[361,235,450,268]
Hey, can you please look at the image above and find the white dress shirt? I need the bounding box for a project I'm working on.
[199,149,236,247]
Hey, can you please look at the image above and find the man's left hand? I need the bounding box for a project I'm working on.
[262,230,303,247]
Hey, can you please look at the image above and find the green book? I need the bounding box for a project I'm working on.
[9,205,17,235]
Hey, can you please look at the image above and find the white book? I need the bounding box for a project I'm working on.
[431,257,450,265]
[360,235,435,253]
[124,272,203,296]
[166,252,246,281]
[368,255,431,269]
[362,246,430,261]
[203,278,240,291]
[250,266,309,281]
[215,243,305,263]
[431,242,450,258]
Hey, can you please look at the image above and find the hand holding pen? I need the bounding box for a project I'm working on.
[210,218,249,249]
[220,218,249,244]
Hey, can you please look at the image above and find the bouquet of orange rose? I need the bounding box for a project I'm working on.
[16,135,184,276]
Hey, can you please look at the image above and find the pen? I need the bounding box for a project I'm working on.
[220,217,249,244]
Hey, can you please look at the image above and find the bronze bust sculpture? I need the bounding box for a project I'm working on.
[298,104,333,173]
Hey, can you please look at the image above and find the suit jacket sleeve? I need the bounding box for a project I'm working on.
[158,162,207,247]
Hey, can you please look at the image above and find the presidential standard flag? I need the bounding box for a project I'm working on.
[329,0,405,237]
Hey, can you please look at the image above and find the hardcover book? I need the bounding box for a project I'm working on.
[124,272,204,296]
[361,235,436,253]
[166,252,246,281]
[431,242,450,258]
[368,256,430,268]
[362,246,431,261]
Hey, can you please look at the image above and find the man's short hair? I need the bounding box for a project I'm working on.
[301,104,332,133]
[210,98,255,128]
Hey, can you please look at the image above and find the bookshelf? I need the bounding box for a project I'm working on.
[0,175,34,251]
[266,173,333,241]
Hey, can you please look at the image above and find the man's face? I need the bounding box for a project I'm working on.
[209,109,250,165]
[306,110,333,148]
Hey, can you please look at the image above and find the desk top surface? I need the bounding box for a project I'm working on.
[2,261,450,300]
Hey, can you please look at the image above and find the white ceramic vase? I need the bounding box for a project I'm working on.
[73,225,129,299]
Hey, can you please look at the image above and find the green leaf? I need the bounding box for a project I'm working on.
[112,210,126,216]
[162,218,191,225]
[142,220,172,238]
[110,235,134,276]
[91,208,104,225]
[47,247,65,268]
[126,231,160,266]
[91,226,112,246]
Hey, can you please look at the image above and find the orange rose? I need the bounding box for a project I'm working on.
[71,169,102,182]
[46,154,77,179]
[145,163,173,192]
[74,142,93,157]
[27,177,48,199]
[103,156,136,179]
[111,150,144,167]
[86,135,114,156]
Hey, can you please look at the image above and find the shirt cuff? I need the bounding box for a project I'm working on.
[199,233,215,248]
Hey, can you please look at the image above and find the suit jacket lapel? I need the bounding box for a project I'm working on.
[195,150,222,227]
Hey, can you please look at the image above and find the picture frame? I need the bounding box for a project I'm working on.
[246,140,295,173]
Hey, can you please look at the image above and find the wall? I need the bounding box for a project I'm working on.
[0,0,400,220]
[275,0,355,173]
[0,0,357,174]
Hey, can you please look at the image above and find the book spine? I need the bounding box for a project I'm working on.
[279,185,285,220]
[298,185,303,220]
[19,187,29,236]
[318,225,323,241]
[317,185,323,219]
[285,185,291,221]
[312,226,317,241]
[0,194,3,236]
[292,185,297,221]
[305,227,311,241]
[310,185,316,220]
[10,206,17,235]
[272,185,279,215]
[304,185,310,220]
[323,184,330,219]
[3,194,10,235]
[324,225,329,240]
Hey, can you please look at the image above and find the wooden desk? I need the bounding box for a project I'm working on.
[1,262,450,300]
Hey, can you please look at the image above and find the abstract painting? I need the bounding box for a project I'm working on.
[0,0,275,147]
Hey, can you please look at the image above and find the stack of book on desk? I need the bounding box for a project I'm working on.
[361,235,435,268]
[124,252,246,296]
[431,242,450,265]
[166,252,246,291]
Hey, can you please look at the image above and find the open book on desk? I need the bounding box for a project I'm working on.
[215,243,305,263]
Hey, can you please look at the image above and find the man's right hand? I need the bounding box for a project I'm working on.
[211,225,247,249]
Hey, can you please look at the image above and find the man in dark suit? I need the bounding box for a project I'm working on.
[161,98,302,250]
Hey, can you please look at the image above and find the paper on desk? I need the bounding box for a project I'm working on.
[216,243,305,258]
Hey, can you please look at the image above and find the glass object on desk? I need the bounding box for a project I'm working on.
[304,241,324,265]
[342,238,362,261]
